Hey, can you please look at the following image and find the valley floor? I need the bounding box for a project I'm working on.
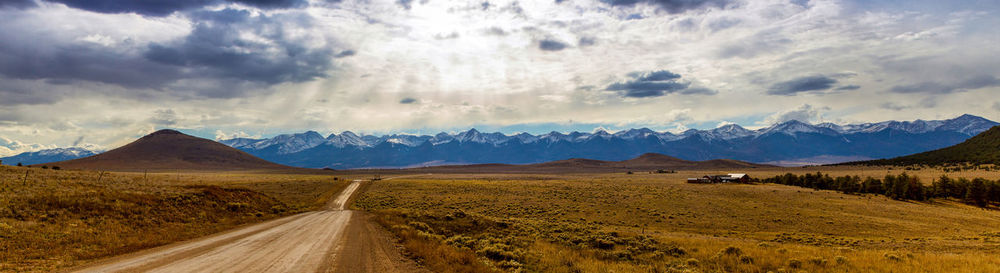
[4,165,999,272]
[353,171,1000,272]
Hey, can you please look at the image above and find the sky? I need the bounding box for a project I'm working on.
[1,0,999,155]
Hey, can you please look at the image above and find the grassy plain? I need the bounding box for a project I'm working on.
[353,169,1000,273]
[0,165,347,272]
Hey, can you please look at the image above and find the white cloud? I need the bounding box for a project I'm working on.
[0,136,57,157]
[214,130,262,140]
[763,104,828,125]
[716,120,735,128]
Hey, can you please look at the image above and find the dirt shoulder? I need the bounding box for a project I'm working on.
[328,212,429,273]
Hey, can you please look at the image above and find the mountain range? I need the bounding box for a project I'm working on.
[0,147,97,166]
[3,114,996,169]
[220,114,996,169]
[850,124,1000,166]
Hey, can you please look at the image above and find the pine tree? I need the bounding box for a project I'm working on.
[907,179,926,201]
[862,177,882,194]
[933,175,954,198]
[966,178,989,207]
[986,180,1000,204]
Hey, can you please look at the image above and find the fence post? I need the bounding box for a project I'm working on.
[23,169,29,186]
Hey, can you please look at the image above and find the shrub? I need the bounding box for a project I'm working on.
[739,255,755,264]
[809,257,827,266]
[719,246,742,256]
[884,253,903,262]
[788,259,802,269]
[226,202,249,212]
[834,256,848,265]
[477,244,518,261]
[686,258,699,267]
[408,221,434,233]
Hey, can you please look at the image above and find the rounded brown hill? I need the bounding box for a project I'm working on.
[414,153,772,173]
[50,129,294,171]
[620,153,698,168]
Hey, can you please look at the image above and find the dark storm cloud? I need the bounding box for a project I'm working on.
[767,75,838,96]
[635,70,680,81]
[399,97,417,104]
[0,7,339,101]
[143,9,336,87]
[42,0,305,17]
[396,0,414,9]
[0,38,183,89]
[42,0,211,16]
[602,0,732,14]
[335,50,356,58]
[625,13,643,20]
[607,81,689,97]
[230,0,303,9]
[605,70,715,98]
[679,87,717,95]
[889,75,1000,94]
[0,86,60,105]
[835,85,861,91]
[0,0,36,9]
[539,39,569,51]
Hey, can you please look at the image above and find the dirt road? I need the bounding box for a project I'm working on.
[71,179,421,273]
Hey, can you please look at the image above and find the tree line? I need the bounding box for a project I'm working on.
[761,172,1000,207]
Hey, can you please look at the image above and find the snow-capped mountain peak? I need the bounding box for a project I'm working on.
[250,131,326,154]
[40,147,92,156]
[760,120,821,136]
[709,124,753,139]
[327,131,368,148]
[815,122,844,133]
[938,114,997,136]
[614,128,656,139]
[591,130,612,139]
[512,132,540,143]
[219,137,263,148]
[1,147,99,166]
[455,128,484,143]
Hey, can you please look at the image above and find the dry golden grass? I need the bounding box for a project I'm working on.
[0,165,345,272]
[353,170,1000,272]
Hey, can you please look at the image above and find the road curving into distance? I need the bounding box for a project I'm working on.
[71,179,380,273]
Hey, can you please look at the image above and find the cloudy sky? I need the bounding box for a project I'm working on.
[1,0,999,155]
